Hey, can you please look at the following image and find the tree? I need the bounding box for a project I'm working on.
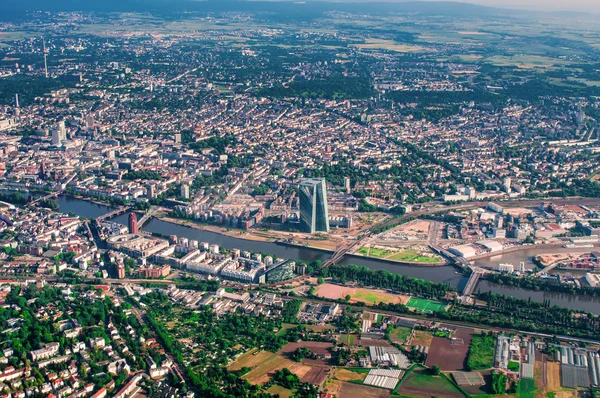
[429,365,441,375]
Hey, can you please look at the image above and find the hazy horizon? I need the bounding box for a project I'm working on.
[418,0,600,13]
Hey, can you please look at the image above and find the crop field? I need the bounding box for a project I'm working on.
[314,283,409,305]
[389,326,412,344]
[339,381,392,398]
[407,298,448,313]
[484,54,568,69]
[332,368,368,382]
[398,369,465,398]
[519,377,536,398]
[227,349,312,385]
[352,39,425,53]
[466,334,495,370]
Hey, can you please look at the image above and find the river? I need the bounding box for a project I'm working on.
[57,196,600,313]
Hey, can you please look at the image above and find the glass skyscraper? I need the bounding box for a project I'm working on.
[299,178,329,234]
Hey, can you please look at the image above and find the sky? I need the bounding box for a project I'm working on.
[424,0,600,13]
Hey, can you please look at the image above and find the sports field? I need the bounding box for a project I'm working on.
[407,298,447,313]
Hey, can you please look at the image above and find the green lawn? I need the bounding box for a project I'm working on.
[389,326,412,344]
[406,298,447,313]
[508,360,520,372]
[518,378,536,398]
[388,249,442,263]
[466,334,495,370]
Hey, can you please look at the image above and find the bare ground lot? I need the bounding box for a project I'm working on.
[339,381,391,398]
[301,366,330,386]
[314,283,409,305]
[425,325,474,371]
[278,342,334,366]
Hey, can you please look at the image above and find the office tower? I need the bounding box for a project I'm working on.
[503,177,512,192]
[117,263,125,279]
[86,113,95,130]
[181,184,190,199]
[51,128,62,146]
[299,178,329,234]
[147,184,155,199]
[344,177,351,194]
[43,38,49,78]
[128,213,138,234]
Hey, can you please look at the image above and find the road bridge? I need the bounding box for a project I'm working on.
[96,206,130,223]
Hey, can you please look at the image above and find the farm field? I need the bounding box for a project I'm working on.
[519,377,536,398]
[338,381,391,398]
[407,297,448,313]
[314,283,409,305]
[426,326,474,371]
[227,348,312,385]
[351,38,424,53]
[331,368,368,382]
[301,366,330,386]
[466,334,495,370]
[388,326,412,344]
[398,369,465,398]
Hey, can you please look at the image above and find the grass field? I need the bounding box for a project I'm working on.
[399,369,464,398]
[339,334,357,345]
[407,298,448,313]
[389,326,412,344]
[466,334,495,371]
[315,283,409,305]
[227,349,311,385]
[352,38,424,53]
[388,249,442,263]
[410,330,434,348]
[266,385,294,398]
[519,378,536,398]
[332,368,368,382]
[358,247,442,263]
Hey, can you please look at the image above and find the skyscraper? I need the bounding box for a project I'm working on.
[299,178,329,234]
[128,213,138,234]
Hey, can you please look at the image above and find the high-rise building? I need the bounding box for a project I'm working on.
[117,263,125,279]
[503,177,512,192]
[128,213,138,234]
[344,177,351,194]
[299,178,329,234]
[51,128,62,146]
[146,184,155,199]
[181,184,190,199]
